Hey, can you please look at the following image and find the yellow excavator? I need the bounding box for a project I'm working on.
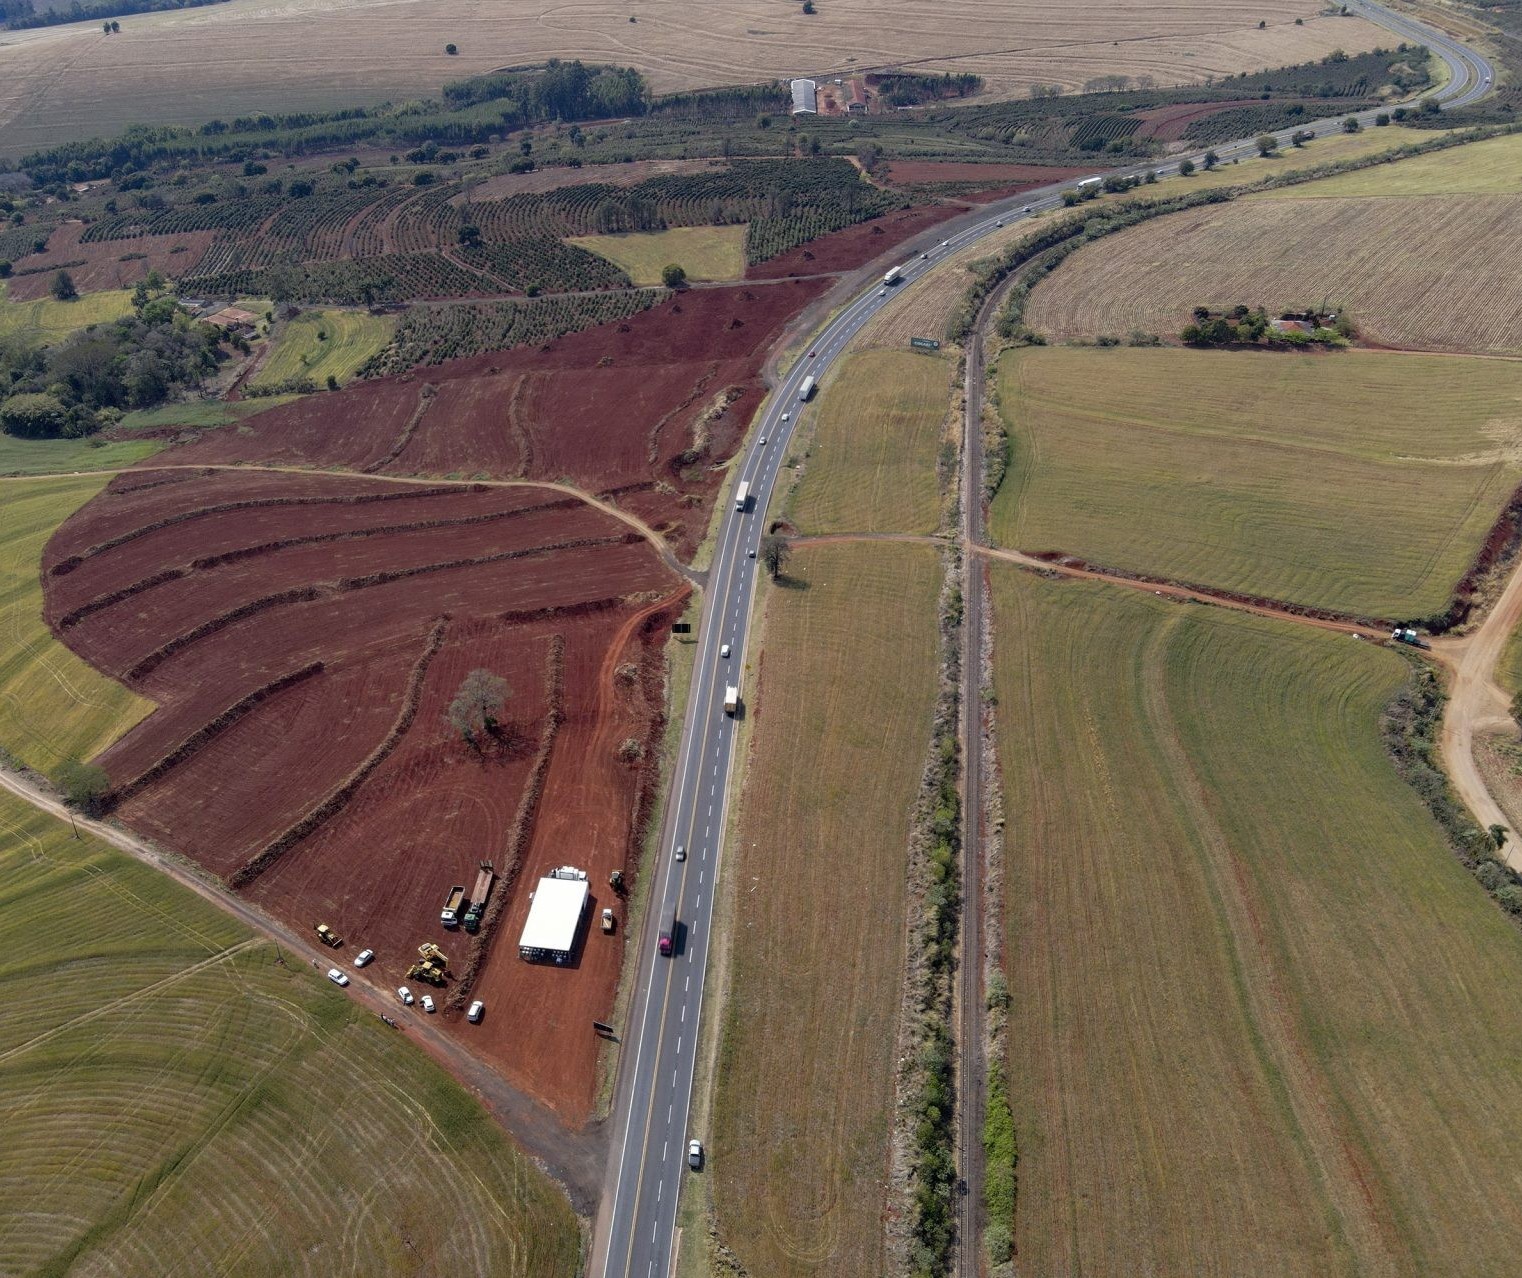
[315,923,343,948]
[406,942,448,986]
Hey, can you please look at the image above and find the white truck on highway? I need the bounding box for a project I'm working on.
[882,265,902,286]
[734,480,749,512]
[798,375,816,401]
[724,684,740,715]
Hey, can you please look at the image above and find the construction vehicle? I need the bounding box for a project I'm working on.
[406,942,449,986]
[315,923,342,948]
[724,684,740,715]
[610,869,626,895]
[1391,626,1431,650]
[602,907,616,934]
[462,861,496,934]
[440,884,466,928]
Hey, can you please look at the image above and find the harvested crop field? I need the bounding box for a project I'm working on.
[161,281,827,559]
[0,285,134,345]
[988,347,1522,618]
[41,466,684,1118]
[570,225,747,286]
[0,790,581,1277]
[790,348,952,535]
[0,220,214,302]
[1023,190,1522,355]
[1255,129,1522,198]
[0,0,1380,154]
[989,567,1522,1274]
[711,541,942,1278]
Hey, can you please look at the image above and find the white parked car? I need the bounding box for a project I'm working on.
[720,643,731,658]
[326,968,349,987]
[468,1000,485,1023]
[421,994,436,1013]
[688,1139,704,1169]
[397,986,414,1005]
[354,948,374,967]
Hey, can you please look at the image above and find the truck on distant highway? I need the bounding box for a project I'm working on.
[658,901,678,956]
[440,884,466,928]
[734,480,750,512]
[724,684,740,715]
[798,375,816,401]
[882,265,902,286]
[462,861,495,933]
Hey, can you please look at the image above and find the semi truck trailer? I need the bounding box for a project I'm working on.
[798,375,816,401]
[462,862,495,933]
[734,480,749,512]
[882,265,902,285]
[724,684,740,715]
[659,900,678,956]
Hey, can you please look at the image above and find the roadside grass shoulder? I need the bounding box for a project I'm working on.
[988,346,1522,618]
[250,309,396,388]
[0,790,581,1277]
[0,475,153,771]
[0,286,135,345]
[709,541,942,1278]
[789,349,952,536]
[569,226,747,285]
[989,566,1522,1273]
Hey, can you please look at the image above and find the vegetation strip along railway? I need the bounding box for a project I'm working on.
[600,5,1490,1269]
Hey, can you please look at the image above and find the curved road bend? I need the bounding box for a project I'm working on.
[596,7,1490,1276]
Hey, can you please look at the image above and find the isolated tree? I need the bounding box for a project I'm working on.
[1255,134,1278,157]
[1202,149,1219,169]
[50,269,77,301]
[447,668,512,746]
[458,223,482,247]
[802,0,816,12]
[52,760,110,815]
[110,19,118,31]
[1342,115,1361,133]
[1178,158,1195,176]
[326,373,339,390]
[760,534,791,581]
[445,43,458,54]
[662,263,687,288]
[1491,824,1509,849]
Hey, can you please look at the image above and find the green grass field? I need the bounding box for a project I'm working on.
[118,400,293,432]
[988,347,1522,617]
[0,475,153,771]
[250,309,396,389]
[0,789,581,1277]
[0,286,135,345]
[569,225,747,285]
[0,434,161,477]
[789,349,951,535]
[990,566,1522,1274]
[711,542,942,1278]
[1256,129,1522,198]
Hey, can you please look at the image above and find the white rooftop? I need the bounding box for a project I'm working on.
[519,875,589,954]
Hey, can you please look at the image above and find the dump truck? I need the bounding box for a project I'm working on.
[658,900,678,957]
[440,884,466,928]
[406,942,449,986]
[315,923,342,948]
[724,684,740,715]
[1391,626,1431,650]
[601,907,616,934]
[798,375,816,401]
[882,265,902,286]
[462,862,495,934]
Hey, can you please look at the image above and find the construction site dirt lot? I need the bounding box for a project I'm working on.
[42,466,683,1119]
[161,281,827,559]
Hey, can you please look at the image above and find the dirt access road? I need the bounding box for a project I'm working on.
[0,763,608,1210]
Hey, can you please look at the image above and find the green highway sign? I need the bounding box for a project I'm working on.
[910,337,941,350]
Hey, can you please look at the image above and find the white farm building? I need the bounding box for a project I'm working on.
[791,78,818,114]
[518,866,590,964]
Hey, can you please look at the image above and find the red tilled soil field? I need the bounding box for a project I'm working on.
[157,281,827,558]
[747,204,966,279]
[43,466,684,1118]
[3,220,215,301]
[1131,98,1275,140]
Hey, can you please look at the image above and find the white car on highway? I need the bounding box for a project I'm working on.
[720,643,731,658]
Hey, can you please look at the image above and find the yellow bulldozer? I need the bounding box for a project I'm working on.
[315,923,343,948]
[406,942,448,986]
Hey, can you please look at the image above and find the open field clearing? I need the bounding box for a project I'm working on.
[569,226,747,286]
[1023,188,1522,354]
[1256,128,1522,197]
[0,286,134,345]
[117,399,293,433]
[990,567,1522,1275]
[711,542,941,1278]
[988,347,1522,617]
[0,0,1378,153]
[0,434,160,476]
[250,309,396,389]
[790,349,952,535]
[0,476,151,772]
[0,790,581,1278]
[42,467,680,1118]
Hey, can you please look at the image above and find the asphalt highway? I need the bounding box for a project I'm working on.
[597,6,1490,1274]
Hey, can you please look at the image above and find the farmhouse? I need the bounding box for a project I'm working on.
[519,866,590,964]
[1270,318,1316,335]
[203,305,259,334]
[791,78,818,114]
[846,78,868,111]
